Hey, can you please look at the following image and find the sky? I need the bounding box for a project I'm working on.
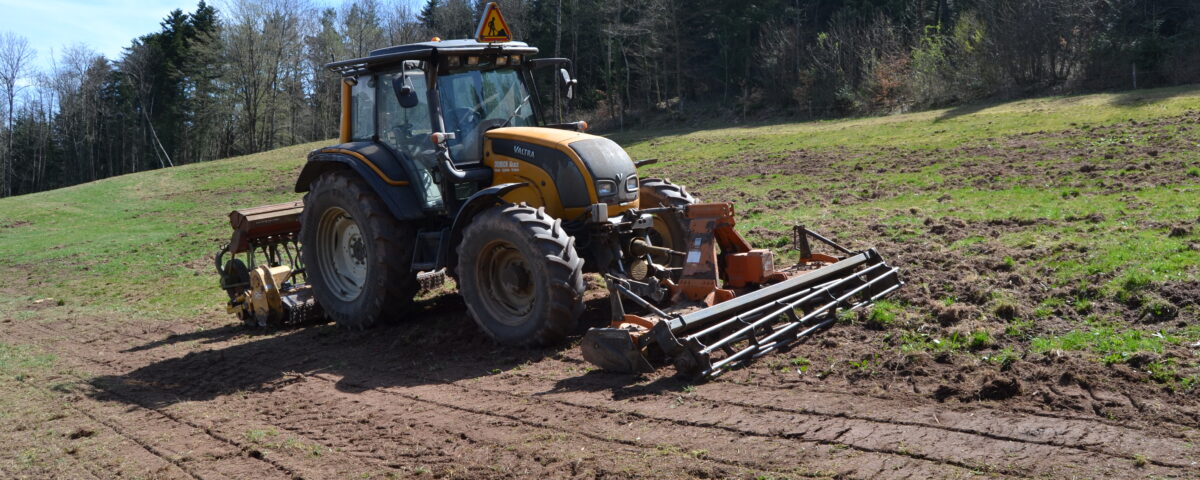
[0,0,416,73]
[0,0,194,71]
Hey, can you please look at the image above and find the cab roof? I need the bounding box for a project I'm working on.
[325,39,538,76]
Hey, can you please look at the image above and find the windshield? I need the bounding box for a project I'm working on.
[439,68,534,163]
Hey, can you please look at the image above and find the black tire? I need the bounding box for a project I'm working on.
[301,170,418,329]
[457,203,585,346]
[638,177,697,269]
[220,257,250,301]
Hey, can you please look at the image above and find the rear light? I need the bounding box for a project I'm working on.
[467,56,479,66]
[447,56,460,68]
[496,56,508,66]
[510,55,522,65]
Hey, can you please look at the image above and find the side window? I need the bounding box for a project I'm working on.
[376,64,443,210]
[351,76,375,141]
[377,68,432,158]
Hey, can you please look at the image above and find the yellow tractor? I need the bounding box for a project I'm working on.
[215,3,902,378]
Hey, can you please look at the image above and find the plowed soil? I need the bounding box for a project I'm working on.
[3,114,1200,479]
[2,290,1196,480]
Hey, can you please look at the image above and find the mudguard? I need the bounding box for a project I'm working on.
[442,182,527,274]
[295,142,425,221]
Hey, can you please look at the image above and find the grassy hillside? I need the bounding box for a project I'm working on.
[0,140,326,320]
[2,85,1200,391]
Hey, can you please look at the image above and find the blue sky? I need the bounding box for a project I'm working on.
[0,0,192,70]
[0,0,417,72]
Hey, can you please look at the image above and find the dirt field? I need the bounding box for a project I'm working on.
[3,93,1200,479]
[0,284,1195,480]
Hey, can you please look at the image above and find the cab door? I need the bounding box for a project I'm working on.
[375,64,443,210]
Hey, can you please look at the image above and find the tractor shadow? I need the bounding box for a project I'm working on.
[87,292,677,409]
[933,100,994,123]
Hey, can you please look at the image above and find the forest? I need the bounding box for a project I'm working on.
[0,0,1198,197]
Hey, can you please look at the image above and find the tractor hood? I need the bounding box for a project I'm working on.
[486,127,639,206]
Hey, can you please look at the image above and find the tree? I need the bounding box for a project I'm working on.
[0,32,36,197]
[341,0,387,58]
[419,0,441,32]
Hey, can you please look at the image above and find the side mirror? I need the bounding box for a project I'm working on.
[558,68,577,100]
[392,74,419,109]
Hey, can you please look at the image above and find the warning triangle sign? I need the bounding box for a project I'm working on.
[475,2,512,43]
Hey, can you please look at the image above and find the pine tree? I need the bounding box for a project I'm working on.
[419,0,441,32]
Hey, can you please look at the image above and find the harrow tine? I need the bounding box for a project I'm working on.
[693,263,891,356]
[684,280,837,342]
[689,264,902,378]
[748,272,902,357]
[749,281,905,360]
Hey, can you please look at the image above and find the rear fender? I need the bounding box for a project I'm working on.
[443,182,527,275]
[295,142,425,221]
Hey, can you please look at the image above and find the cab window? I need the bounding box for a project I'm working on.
[439,67,534,164]
[351,76,375,141]
[376,62,442,209]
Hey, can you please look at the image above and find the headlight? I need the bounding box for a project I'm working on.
[625,175,638,192]
[596,180,616,197]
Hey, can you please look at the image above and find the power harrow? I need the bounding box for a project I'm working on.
[580,203,902,379]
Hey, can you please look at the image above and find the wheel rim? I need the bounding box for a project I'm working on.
[647,213,683,265]
[477,240,535,325]
[316,206,368,302]
[648,226,671,259]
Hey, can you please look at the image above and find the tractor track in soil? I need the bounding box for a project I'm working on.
[721,378,1184,432]
[10,320,964,479]
[6,310,1197,479]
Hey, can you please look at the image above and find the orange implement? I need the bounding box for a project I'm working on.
[676,203,786,304]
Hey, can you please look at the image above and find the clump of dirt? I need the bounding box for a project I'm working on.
[1168,225,1192,237]
[67,428,96,440]
[977,376,1022,401]
[935,304,977,326]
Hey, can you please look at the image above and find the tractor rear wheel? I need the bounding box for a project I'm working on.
[639,177,697,269]
[457,204,585,346]
[301,171,418,329]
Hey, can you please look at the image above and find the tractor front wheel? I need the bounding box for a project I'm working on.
[639,177,697,269]
[457,204,585,346]
[301,171,418,329]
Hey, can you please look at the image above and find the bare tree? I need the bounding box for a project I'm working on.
[383,2,425,46]
[0,32,36,197]
[341,0,387,58]
[223,0,314,153]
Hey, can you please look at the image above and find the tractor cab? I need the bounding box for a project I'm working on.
[326,39,577,213]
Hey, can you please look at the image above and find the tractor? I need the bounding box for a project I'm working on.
[215,3,902,378]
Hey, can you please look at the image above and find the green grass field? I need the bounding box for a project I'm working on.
[2,84,1199,390]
